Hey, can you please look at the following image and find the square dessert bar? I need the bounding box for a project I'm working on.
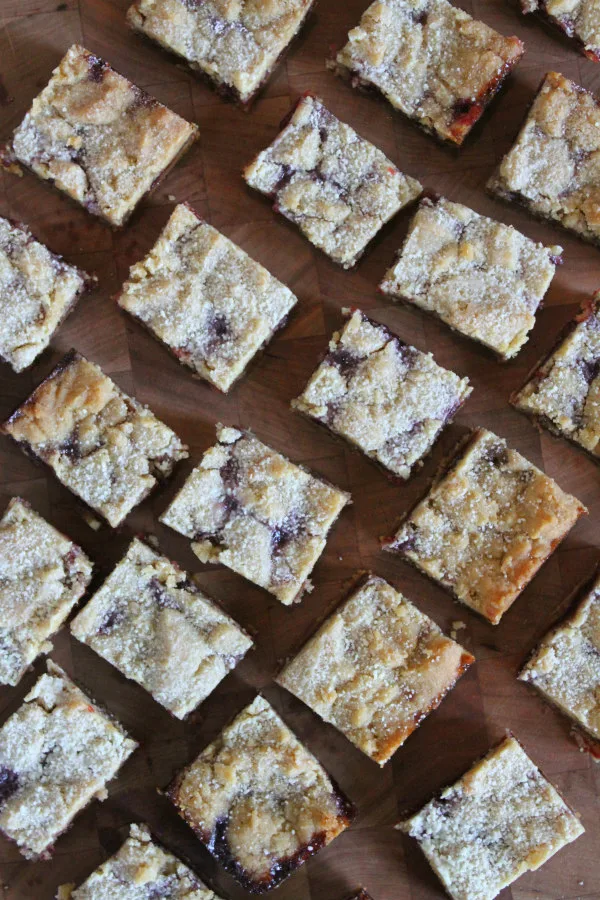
[488,72,600,246]
[292,308,471,478]
[2,351,188,528]
[167,694,355,892]
[0,497,92,688]
[329,0,524,146]
[117,203,297,392]
[401,736,584,900]
[519,570,600,744]
[379,197,562,360]
[0,661,136,859]
[278,574,474,766]
[512,296,600,461]
[243,94,422,269]
[384,428,586,625]
[160,424,350,605]
[127,0,315,106]
[0,216,95,373]
[71,538,252,719]
[521,1,600,63]
[7,44,198,227]
[57,823,220,899]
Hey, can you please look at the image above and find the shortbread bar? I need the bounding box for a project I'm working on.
[521,0,600,63]
[2,351,188,528]
[0,216,94,373]
[71,538,252,719]
[292,309,471,478]
[243,94,422,268]
[160,424,350,605]
[127,0,315,106]
[0,497,92,687]
[57,823,219,899]
[117,203,297,391]
[400,736,584,900]
[330,0,524,146]
[0,661,136,859]
[7,44,197,227]
[519,570,600,743]
[488,72,600,246]
[167,694,354,892]
[384,428,586,625]
[278,574,474,766]
[380,197,562,360]
[512,296,600,461]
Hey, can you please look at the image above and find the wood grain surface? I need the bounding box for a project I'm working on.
[1,1,600,898]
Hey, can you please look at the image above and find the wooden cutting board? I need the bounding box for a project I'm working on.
[1,1,599,897]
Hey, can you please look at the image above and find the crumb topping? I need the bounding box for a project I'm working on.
[0,217,91,373]
[513,296,600,456]
[0,498,92,687]
[293,308,471,478]
[522,0,600,59]
[0,661,136,859]
[117,204,297,392]
[331,0,524,145]
[488,72,600,245]
[401,736,584,900]
[2,352,188,528]
[160,424,350,605]
[168,695,354,891]
[244,94,421,268]
[386,428,586,624]
[520,573,600,739]
[63,823,217,899]
[127,0,314,104]
[278,574,473,765]
[380,197,561,359]
[10,45,197,227]
[71,538,252,719]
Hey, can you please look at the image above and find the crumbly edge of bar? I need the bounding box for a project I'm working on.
[519,0,600,62]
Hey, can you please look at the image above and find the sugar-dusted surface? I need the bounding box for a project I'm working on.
[2,1,600,898]
[60,823,219,899]
[401,736,585,900]
[0,497,92,687]
[71,538,252,719]
[167,695,354,892]
[244,94,422,268]
[278,574,473,765]
[292,309,471,478]
[380,197,561,359]
[117,203,297,392]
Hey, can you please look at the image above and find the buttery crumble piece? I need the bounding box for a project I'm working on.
[329,0,524,146]
[0,660,136,860]
[166,694,355,892]
[380,197,562,360]
[384,428,586,625]
[488,72,600,246]
[521,0,600,62]
[0,216,95,373]
[7,44,198,227]
[160,424,350,605]
[512,295,600,460]
[243,93,422,268]
[127,0,315,106]
[519,570,600,744]
[292,308,471,478]
[117,203,297,392]
[0,497,92,687]
[277,573,474,765]
[2,350,188,528]
[400,736,584,900]
[57,823,219,899]
[71,538,252,719]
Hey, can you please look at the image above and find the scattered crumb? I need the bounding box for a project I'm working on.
[167,194,176,202]
[83,511,102,531]
[451,620,467,640]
